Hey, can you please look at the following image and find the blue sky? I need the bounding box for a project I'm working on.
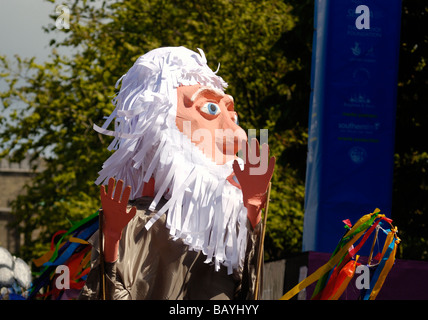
[0,0,69,156]
[0,0,59,62]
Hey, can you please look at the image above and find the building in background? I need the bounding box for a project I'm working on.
[0,156,43,254]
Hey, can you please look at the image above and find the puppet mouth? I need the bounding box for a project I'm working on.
[211,143,239,166]
[216,141,239,156]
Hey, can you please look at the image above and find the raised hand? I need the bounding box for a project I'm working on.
[100,177,137,241]
[233,138,275,228]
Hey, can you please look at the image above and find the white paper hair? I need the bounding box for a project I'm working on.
[93,47,248,274]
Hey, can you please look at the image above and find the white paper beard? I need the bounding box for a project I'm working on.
[144,120,249,275]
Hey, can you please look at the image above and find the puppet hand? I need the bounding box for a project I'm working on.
[100,177,137,241]
[233,138,275,228]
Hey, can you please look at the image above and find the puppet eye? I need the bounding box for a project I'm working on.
[234,114,239,125]
[201,102,221,116]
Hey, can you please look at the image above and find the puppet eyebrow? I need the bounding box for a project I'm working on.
[191,86,225,102]
[224,95,234,111]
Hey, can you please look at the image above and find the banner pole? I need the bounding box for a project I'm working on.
[254,182,271,300]
[98,209,106,300]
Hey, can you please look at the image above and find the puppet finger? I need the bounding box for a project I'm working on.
[114,179,124,201]
[107,177,115,198]
[121,185,132,204]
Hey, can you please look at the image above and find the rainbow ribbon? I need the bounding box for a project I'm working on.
[280,209,400,300]
[28,210,99,299]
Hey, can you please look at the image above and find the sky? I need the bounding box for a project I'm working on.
[0,0,64,62]
[0,0,69,158]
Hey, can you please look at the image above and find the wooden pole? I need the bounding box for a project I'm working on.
[98,209,106,300]
[368,224,380,266]
[254,182,271,300]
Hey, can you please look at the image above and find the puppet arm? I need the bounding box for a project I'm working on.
[100,177,137,262]
[233,139,275,229]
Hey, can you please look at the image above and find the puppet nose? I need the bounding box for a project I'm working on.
[222,113,247,154]
[215,119,247,157]
[234,126,247,153]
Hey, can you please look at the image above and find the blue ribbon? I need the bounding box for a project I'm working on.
[362,237,395,300]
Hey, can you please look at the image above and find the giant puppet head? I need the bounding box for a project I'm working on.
[94,47,250,273]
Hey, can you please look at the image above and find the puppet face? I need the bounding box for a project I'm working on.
[176,84,247,165]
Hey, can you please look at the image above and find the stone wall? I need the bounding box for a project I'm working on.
[0,157,40,253]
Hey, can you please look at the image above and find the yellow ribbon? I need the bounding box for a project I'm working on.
[343,208,380,239]
[69,236,90,245]
[368,228,399,300]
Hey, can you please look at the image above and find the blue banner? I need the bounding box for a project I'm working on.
[303,0,402,253]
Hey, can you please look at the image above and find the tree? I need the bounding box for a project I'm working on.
[0,0,305,263]
[392,0,428,260]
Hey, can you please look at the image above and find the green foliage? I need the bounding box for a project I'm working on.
[392,1,428,260]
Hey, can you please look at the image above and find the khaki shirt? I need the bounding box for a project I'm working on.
[79,196,262,300]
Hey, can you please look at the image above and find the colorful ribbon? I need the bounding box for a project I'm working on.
[280,209,400,300]
[28,210,99,299]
